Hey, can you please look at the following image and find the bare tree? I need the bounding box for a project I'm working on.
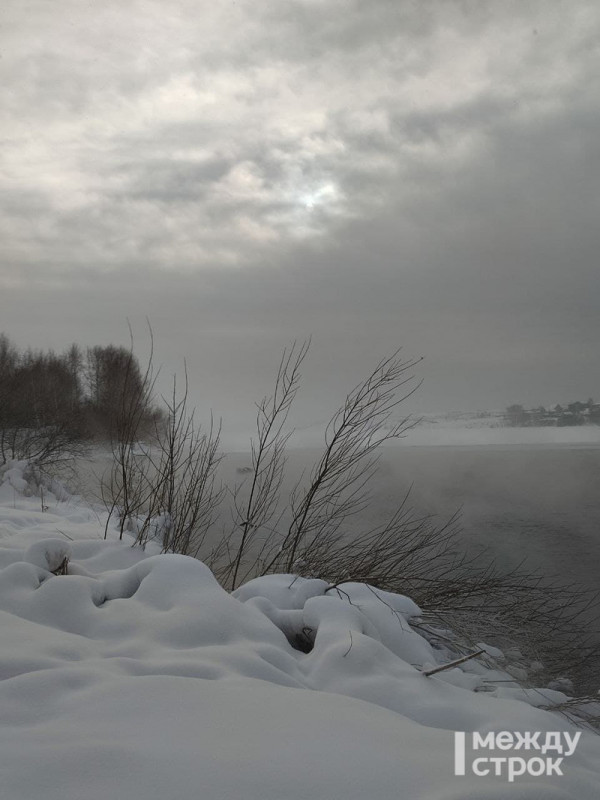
[0,336,87,472]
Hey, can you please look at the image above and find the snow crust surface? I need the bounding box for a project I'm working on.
[0,462,599,799]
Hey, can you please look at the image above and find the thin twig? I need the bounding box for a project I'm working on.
[423,649,486,677]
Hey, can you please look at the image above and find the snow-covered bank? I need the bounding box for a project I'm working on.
[1,462,599,799]
[403,420,600,448]
[266,415,600,451]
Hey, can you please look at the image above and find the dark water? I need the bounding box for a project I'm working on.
[226,443,600,598]
[83,442,600,673]
[378,444,600,594]
[364,443,600,689]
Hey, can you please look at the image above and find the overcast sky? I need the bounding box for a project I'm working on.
[1,0,599,437]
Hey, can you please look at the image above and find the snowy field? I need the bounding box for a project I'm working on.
[1,460,600,798]
[403,415,600,448]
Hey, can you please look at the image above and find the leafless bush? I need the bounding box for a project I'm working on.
[99,332,225,557]
[234,349,423,579]
[3,322,588,696]
[142,373,225,557]
[217,341,309,590]
[212,343,599,697]
[101,327,160,539]
[412,569,600,695]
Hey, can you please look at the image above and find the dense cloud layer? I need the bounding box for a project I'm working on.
[1,0,599,423]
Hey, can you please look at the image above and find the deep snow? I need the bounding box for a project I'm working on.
[0,461,599,799]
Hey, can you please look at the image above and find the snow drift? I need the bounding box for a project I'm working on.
[0,461,599,799]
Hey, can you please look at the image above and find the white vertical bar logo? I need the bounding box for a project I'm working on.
[454,732,466,776]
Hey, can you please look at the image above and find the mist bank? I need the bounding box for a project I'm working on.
[262,419,600,454]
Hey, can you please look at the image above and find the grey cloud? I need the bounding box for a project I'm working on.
[113,157,232,203]
[2,0,600,421]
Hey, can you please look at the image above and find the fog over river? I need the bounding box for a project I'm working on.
[74,431,600,681]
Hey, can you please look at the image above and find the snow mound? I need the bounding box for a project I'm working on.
[0,463,599,799]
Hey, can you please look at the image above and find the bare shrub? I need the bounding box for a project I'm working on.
[14,324,588,698]
[263,350,422,575]
[217,341,309,590]
[101,327,160,539]
[215,344,599,697]
[144,373,225,557]
[99,332,225,557]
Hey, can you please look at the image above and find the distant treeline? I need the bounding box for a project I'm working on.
[505,399,600,427]
[0,333,162,465]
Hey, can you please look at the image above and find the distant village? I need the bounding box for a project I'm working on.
[505,399,600,427]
